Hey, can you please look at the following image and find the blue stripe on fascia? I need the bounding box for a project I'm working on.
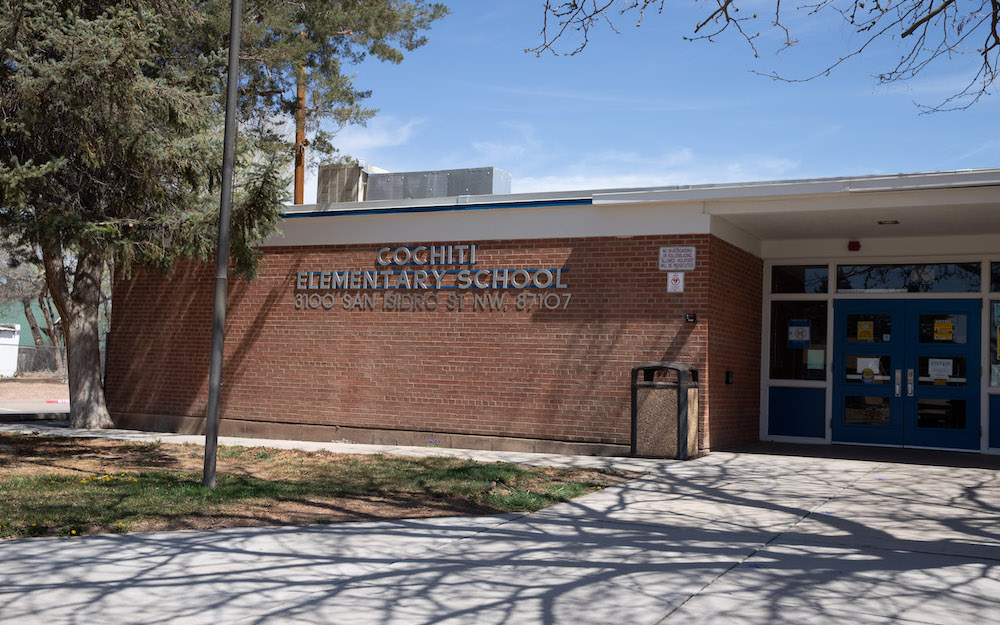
[282,198,592,219]
[382,269,570,274]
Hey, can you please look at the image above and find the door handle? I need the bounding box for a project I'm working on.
[894,369,902,397]
[907,369,914,397]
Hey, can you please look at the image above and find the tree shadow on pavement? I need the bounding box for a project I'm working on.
[1,451,999,624]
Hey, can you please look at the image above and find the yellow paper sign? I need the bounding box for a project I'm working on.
[934,320,953,341]
[857,321,874,341]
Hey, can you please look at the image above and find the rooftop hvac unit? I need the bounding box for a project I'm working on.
[316,164,369,204]
[367,167,511,201]
[315,164,511,203]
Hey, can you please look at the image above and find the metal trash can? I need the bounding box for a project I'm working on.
[630,362,699,459]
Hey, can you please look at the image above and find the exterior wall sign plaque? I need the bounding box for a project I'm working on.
[293,244,572,313]
[659,246,696,271]
[667,272,685,293]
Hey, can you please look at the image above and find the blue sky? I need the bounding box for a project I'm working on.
[300,3,1000,202]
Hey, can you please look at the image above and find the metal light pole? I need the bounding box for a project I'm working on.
[203,0,243,488]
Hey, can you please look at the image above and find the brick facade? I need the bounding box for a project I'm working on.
[106,233,763,454]
[706,237,764,449]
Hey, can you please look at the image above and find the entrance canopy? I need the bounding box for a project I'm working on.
[592,168,1000,260]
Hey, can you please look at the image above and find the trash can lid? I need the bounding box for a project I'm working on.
[632,361,696,373]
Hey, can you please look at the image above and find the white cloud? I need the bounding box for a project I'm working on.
[333,116,426,155]
[955,138,1000,162]
[470,121,542,162]
[513,150,799,193]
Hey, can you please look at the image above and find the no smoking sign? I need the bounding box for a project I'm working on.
[667,272,685,293]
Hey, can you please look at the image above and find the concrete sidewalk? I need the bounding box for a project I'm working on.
[0,421,667,472]
[1,425,999,624]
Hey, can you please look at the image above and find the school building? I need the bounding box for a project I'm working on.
[105,167,1000,455]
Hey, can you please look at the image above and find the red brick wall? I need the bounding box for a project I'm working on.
[705,237,764,449]
[107,233,761,449]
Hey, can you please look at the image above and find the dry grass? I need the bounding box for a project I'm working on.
[0,434,638,538]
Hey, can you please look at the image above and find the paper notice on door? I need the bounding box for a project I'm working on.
[928,358,953,380]
[992,364,1000,387]
[857,321,874,341]
[806,349,825,370]
[856,357,880,375]
[933,320,954,341]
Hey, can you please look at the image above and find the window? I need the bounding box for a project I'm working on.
[772,265,829,294]
[991,300,1000,387]
[836,263,980,293]
[770,301,827,380]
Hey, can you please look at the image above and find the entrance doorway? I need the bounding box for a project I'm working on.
[832,299,981,450]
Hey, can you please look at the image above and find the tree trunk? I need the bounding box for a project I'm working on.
[38,291,65,379]
[42,240,114,429]
[65,300,112,428]
[21,298,45,345]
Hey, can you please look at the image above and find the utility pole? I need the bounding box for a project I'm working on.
[203,0,243,488]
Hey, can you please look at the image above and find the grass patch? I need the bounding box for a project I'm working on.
[121,439,163,452]
[0,434,637,539]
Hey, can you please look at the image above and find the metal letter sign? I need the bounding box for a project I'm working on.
[659,246,696,271]
[667,272,684,293]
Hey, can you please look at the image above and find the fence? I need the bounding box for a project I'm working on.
[15,345,67,378]
[4,343,108,380]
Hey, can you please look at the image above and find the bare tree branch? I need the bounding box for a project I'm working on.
[901,0,954,38]
[531,0,1000,110]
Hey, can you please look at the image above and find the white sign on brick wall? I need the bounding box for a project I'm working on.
[659,246,696,271]
[667,272,685,293]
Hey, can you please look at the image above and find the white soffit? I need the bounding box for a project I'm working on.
[702,178,1000,240]
[598,169,1000,241]
[716,202,1000,240]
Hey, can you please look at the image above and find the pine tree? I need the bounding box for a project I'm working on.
[0,0,446,428]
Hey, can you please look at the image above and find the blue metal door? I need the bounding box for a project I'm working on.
[833,300,906,445]
[902,299,980,450]
[833,299,981,449]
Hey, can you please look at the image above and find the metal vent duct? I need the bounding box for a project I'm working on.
[367,167,511,201]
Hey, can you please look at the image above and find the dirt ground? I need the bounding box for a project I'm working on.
[0,379,69,401]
